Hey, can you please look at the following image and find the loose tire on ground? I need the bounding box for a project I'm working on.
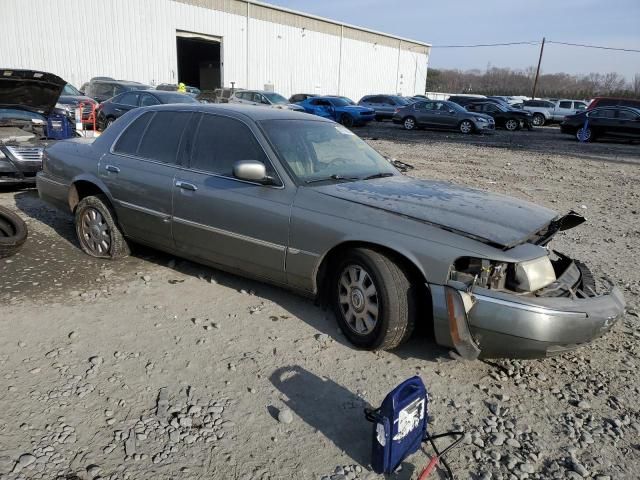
[74,194,130,259]
[331,247,417,351]
[0,205,28,258]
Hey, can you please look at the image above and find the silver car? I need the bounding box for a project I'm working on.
[229,90,304,112]
[37,104,625,359]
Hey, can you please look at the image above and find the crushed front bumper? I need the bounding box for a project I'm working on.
[432,281,625,359]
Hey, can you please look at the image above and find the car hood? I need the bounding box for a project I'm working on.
[339,105,375,114]
[312,175,559,248]
[0,69,66,115]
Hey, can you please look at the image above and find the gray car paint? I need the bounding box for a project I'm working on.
[37,104,625,359]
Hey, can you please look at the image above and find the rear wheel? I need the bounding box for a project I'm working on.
[532,113,546,126]
[74,195,130,259]
[331,248,416,351]
[459,120,474,134]
[403,116,416,130]
[505,118,519,131]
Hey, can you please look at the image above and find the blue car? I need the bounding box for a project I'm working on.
[299,96,375,127]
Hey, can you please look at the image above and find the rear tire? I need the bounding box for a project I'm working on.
[0,205,28,259]
[532,113,545,126]
[74,195,130,259]
[403,116,417,130]
[331,248,416,351]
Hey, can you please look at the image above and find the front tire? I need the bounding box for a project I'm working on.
[459,120,474,134]
[340,114,354,128]
[505,118,519,131]
[331,248,416,351]
[74,195,130,259]
[532,113,545,126]
[403,116,417,130]
[576,127,594,142]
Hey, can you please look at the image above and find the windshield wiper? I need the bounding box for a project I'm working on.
[363,172,395,180]
[305,174,359,184]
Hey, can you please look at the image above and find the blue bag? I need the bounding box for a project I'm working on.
[365,376,428,474]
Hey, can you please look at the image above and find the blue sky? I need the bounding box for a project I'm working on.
[265,0,640,80]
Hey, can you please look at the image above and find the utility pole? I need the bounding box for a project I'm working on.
[531,37,545,99]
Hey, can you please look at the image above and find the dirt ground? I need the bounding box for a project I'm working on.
[0,125,639,480]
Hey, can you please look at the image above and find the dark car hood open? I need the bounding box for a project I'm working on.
[0,69,66,115]
[313,175,561,248]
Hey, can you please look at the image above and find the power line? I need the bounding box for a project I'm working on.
[546,40,640,53]
[431,40,640,53]
[431,41,539,48]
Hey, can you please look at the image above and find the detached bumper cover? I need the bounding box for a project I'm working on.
[432,282,625,359]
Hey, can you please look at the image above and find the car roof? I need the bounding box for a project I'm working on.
[139,103,333,122]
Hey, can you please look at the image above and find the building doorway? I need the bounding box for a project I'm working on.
[176,31,221,91]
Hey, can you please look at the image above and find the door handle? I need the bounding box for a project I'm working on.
[105,165,120,173]
[175,180,197,191]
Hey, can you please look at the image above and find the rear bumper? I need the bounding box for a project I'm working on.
[432,281,625,359]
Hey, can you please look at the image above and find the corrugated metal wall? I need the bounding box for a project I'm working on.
[0,0,429,101]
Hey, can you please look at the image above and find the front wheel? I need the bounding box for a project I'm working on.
[505,118,519,131]
[459,120,474,134]
[340,115,354,128]
[331,248,416,351]
[403,116,416,130]
[74,195,130,259]
[576,127,594,142]
[532,113,546,126]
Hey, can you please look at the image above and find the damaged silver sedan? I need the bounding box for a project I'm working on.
[37,105,625,359]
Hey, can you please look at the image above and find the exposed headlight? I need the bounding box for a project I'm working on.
[513,256,556,292]
[475,116,488,122]
[55,102,73,113]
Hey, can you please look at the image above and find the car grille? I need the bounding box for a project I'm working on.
[5,146,44,163]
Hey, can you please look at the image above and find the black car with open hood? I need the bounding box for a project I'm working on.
[0,69,66,186]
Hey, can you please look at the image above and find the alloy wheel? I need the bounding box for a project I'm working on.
[404,117,415,130]
[577,127,592,142]
[460,120,473,134]
[532,114,545,126]
[338,264,379,335]
[79,207,111,255]
[505,119,519,131]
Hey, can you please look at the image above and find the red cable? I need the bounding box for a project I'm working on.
[418,456,439,480]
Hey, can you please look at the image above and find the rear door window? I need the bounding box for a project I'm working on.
[616,109,638,120]
[190,114,273,177]
[140,94,160,107]
[558,101,572,109]
[113,112,154,155]
[137,111,191,164]
[118,93,139,106]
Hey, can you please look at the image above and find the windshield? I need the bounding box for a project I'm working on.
[260,120,397,183]
[0,108,46,123]
[263,92,288,104]
[447,101,466,113]
[328,98,350,107]
[160,93,199,104]
[62,84,82,96]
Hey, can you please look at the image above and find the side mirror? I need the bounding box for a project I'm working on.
[233,160,275,185]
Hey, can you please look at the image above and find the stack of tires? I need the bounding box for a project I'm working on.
[0,206,28,258]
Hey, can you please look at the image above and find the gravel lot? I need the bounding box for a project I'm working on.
[0,125,639,480]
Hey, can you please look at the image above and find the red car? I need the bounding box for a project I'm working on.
[587,96,640,110]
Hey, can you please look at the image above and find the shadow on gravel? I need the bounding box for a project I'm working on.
[270,365,417,479]
[12,189,78,246]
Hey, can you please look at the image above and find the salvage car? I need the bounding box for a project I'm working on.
[56,83,98,127]
[466,101,533,131]
[96,90,198,130]
[299,96,375,127]
[37,104,625,359]
[1,69,66,185]
[560,106,640,142]
[229,90,305,112]
[393,100,495,134]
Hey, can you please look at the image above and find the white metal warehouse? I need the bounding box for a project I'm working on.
[1,0,430,101]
